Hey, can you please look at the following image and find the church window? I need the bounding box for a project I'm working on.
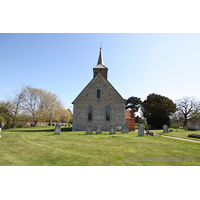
[106,106,110,121]
[97,89,100,99]
[88,106,92,121]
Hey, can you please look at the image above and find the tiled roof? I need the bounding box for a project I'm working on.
[93,64,107,69]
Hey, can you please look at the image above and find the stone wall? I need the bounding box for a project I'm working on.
[72,73,126,131]
[26,122,68,127]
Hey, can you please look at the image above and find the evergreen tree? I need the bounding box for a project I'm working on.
[141,93,176,128]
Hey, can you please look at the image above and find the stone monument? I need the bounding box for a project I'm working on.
[54,124,61,134]
[96,126,102,134]
[0,123,4,132]
[163,124,168,133]
[122,124,128,133]
[86,125,93,134]
[138,124,145,136]
[109,125,115,134]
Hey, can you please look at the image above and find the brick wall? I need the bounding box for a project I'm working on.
[125,110,135,131]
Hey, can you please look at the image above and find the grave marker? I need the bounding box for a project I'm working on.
[54,124,61,134]
[138,124,145,136]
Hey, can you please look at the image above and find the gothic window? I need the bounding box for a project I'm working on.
[97,89,100,99]
[106,106,110,121]
[88,106,92,121]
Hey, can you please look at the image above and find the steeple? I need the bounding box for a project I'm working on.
[93,47,108,80]
[97,47,104,65]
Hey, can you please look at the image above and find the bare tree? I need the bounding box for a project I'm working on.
[175,97,200,126]
[6,84,26,128]
[23,87,47,126]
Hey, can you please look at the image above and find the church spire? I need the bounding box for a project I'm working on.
[97,47,104,65]
[93,47,108,80]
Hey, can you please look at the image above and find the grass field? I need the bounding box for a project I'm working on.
[0,126,200,166]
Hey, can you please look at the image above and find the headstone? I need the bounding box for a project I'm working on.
[138,125,145,136]
[86,125,93,134]
[122,124,128,133]
[96,126,102,134]
[169,129,173,132]
[196,125,200,130]
[0,123,4,128]
[0,123,4,132]
[163,124,168,132]
[109,125,115,134]
[54,124,61,134]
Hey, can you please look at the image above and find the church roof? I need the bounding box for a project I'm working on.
[72,72,125,104]
[93,64,107,69]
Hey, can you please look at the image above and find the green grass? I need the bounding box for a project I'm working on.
[151,128,200,141]
[0,126,200,166]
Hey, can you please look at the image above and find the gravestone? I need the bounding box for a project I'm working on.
[122,124,128,133]
[54,124,61,134]
[86,125,93,134]
[138,124,145,136]
[163,124,168,133]
[0,123,4,132]
[96,126,102,134]
[109,125,115,134]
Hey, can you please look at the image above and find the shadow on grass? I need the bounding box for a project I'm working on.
[7,127,72,133]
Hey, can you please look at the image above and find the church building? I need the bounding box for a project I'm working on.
[72,48,126,131]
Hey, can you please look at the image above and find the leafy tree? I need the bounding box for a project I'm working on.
[175,97,200,126]
[45,92,62,124]
[125,96,142,112]
[191,112,200,123]
[60,109,73,123]
[15,113,32,128]
[141,93,176,128]
[0,101,14,129]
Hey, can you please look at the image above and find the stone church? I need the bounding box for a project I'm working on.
[72,48,126,131]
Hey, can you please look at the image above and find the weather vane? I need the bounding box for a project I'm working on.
[100,42,102,47]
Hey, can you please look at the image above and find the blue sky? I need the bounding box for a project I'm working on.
[1,33,200,114]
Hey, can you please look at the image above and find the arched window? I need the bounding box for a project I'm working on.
[88,106,92,121]
[97,89,100,99]
[106,106,110,121]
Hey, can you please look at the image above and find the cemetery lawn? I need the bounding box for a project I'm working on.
[0,126,200,166]
[152,129,200,141]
